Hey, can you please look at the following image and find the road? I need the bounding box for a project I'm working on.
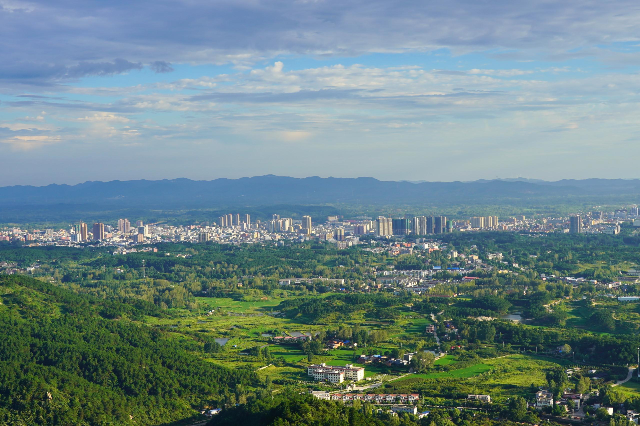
[612,367,635,387]
[430,313,442,353]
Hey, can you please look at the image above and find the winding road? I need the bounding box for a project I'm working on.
[612,367,635,387]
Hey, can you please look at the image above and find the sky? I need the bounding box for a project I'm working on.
[2,0,640,186]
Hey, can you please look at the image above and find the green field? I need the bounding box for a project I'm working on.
[434,355,457,366]
[413,363,493,379]
[617,380,640,397]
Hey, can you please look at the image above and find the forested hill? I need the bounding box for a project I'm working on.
[2,176,640,209]
[0,275,257,426]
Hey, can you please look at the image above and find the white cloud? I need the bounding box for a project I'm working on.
[279,130,312,142]
[1,135,61,150]
[468,69,533,77]
[77,113,130,123]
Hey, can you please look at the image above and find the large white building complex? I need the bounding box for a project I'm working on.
[307,363,365,383]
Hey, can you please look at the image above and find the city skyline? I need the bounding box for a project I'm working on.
[3,1,640,185]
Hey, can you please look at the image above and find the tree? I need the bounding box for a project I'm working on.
[576,376,590,394]
[506,396,528,421]
[596,407,612,421]
[552,404,567,417]
[591,310,616,331]
[410,351,435,373]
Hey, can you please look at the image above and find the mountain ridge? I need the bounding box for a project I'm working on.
[0,176,639,209]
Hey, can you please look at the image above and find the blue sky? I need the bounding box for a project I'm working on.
[2,0,640,185]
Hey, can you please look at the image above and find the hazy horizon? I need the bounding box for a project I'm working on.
[2,175,640,188]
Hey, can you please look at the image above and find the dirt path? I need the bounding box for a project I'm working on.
[612,367,635,387]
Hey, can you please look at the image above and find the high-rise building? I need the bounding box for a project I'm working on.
[446,220,453,233]
[426,217,434,234]
[272,214,280,220]
[136,220,144,227]
[376,217,393,236]
[485,216,494,229]
[198,232,210,242]
[118,218,131,233]
[334,228,345,241]
[354,224,369,235]
[244,214,251,227]
[569,215,582,234]
[412,217,427,235]
[225,214,233,227]
[76,222,88,241]
[235,214,241,226]
[471,217,485,229]
[418,216,427,235]
[302,215,312,233]
[138,225,149,237]
[219,216,227,227]
[392,218,409,235]
[92,223,105,241]
[434,216,446,234]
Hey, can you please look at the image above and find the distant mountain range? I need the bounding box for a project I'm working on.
[1,175,639,209]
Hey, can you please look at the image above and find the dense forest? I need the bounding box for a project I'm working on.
[0,275,258,425]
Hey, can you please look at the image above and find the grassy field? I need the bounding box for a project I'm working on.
[389,353,566,402]
[434,355,457,366]
[617,380,640,397]
[196,296,284,312]
[470,354,564,398]
[413,363,493,379]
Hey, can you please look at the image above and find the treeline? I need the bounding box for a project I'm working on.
[0,275,258,425]
[209,391,533,426]
[456,318,640,366]
[278,293,411,323]
[442,231,640,281]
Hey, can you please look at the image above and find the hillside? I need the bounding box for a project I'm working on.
[0,275,257,426]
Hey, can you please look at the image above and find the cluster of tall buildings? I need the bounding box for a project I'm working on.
[469,216,499,229]
[71,222,106,242]
[117,218,131,233]
[376,216,450,237]
[71,219,147,243]
[218,213,251,228]
[268,215,292,233]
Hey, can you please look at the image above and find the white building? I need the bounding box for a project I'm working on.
[536,390,554,407]
[391,406,418,415]
[307,364,365,383]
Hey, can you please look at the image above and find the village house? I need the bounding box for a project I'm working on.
[536,390,554,407]
[390,406,418,415]
[467,394,491,403]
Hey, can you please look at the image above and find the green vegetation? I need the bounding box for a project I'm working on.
[4,231,640,424]
[0,275,257,425]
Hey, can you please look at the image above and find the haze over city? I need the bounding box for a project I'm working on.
[2,0,640,185]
